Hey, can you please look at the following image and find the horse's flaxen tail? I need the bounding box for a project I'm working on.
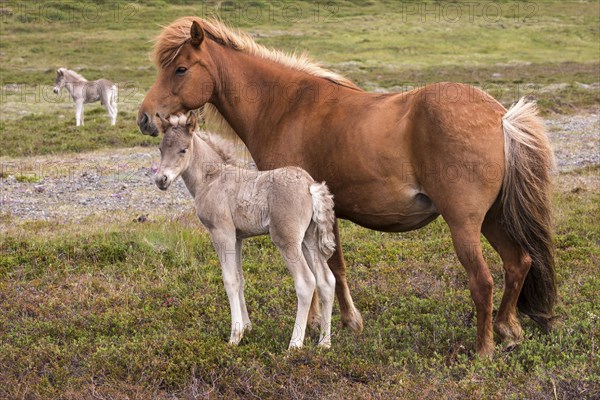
[309,182,336,260]
[501,97,557,331]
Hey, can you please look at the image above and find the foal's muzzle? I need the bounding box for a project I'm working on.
[137,111,159,136]
[53,87,59,94]
[155,174,170,191]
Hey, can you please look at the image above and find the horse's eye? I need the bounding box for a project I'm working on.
[175,66,188,75]
[179,148,187,154]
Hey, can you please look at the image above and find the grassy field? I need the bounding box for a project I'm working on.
[1,1,599,399]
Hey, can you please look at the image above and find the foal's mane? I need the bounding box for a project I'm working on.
[61,68,88,82]
[197,130,249,167]
[153,17,361,144]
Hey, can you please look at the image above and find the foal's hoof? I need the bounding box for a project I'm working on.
[228,333,244,346]
[317,341,331,349]
[287,341,304,350]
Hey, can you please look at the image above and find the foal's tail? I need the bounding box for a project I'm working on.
[309,182,336,259]
[501,97,557,331]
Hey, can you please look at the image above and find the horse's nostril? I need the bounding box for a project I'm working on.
[139,113,149,127]
[155,174,169,190]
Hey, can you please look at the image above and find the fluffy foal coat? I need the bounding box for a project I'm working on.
[155,113,337,349]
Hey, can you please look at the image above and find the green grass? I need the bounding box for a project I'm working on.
[1,168,599,399]
[1,0,599,157]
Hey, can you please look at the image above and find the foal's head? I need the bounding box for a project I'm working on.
[155,113,198,191]
[53,68,67,94]
[138,20,215,136]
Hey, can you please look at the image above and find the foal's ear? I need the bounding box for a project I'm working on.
[56,68,64,75]
[190,21,205,48]
[155,113,169,133]
[185,112,198,134]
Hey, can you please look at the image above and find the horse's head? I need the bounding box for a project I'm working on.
[155,112,198,191]
[53,68,66,94]
[138,21,215,136]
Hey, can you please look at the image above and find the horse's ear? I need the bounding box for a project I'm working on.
[57,68,63,75]
[190,21,205,48]
[186,112,198,134]
[155,113,169,133]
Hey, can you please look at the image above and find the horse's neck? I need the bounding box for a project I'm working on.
[180,134,229,199]
[66,71,87,82]
[63,73,87,97]
[209,43,351,156]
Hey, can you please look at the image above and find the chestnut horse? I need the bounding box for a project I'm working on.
[137,17,556,357]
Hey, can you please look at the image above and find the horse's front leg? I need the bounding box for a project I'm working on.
[212,230,245,345]
[328,218,363,332]
[75,99,84,126]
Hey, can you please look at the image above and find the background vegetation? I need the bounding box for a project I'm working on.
[1,1,599,398]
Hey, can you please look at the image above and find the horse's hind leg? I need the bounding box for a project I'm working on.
[446,217,495,357]
[482,207,531,349]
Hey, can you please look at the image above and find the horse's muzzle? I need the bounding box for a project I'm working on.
[137,111,159,136]
[52,87,59,94]
[155,174,170,191]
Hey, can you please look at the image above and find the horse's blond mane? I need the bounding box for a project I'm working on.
[61,68,88,82]
[153,16,359,90]
[153,16,360,146]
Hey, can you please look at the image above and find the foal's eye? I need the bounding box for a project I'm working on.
[179,148,187,154]
[175,66,188,75]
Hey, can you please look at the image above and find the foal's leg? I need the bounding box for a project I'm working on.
[104,101,116,126]
[482,210,531,349]
[211,230,245,345]
[235,239,252,332]
[327,219,363,332]
[273,237,316,349]
[110,91,118,125]
[106,91,117,126]
[302,239,335,348]
[75,99,84,126]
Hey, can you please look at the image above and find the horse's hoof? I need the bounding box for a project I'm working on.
[502,340,520,353]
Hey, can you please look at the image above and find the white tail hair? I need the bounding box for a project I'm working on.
[501,97,557,329]
[309,182,336,259]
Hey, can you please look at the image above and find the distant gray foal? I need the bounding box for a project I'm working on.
[53,68,117,126]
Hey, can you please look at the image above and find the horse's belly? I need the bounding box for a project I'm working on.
[336,189,439,232]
